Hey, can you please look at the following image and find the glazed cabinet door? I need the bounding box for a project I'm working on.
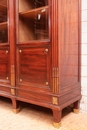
[0,0,8,44]
[15,0,52,102]
[0,0,15,97]
[18,0,49,42]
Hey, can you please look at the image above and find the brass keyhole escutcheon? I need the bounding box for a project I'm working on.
[6,77,9,80]
[46,82,49,85]
[20,79,22,82]
[19,50,22,53]
[6,50,8,54]
[44,48,48,54]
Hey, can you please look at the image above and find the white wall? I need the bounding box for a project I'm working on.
[80,0,87,113]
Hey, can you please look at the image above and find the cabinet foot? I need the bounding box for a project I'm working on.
[73,100,80,114]
[11,98,20,113]
[73,109,79,114]
[53,122,61,128]
[13,108,20,114]
[52,109,61,128]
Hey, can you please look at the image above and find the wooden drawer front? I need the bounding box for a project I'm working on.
[17,46,50,88]
[0,86,11,94]
[17,89,51,104]
[0,49,9,80]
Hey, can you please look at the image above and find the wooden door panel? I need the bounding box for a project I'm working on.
[17,46,50,88]
[0,49,9,80]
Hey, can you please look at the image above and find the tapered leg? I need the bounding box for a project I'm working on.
[73,100,80,114]
[11,98,20,114]
[52,109,61,128]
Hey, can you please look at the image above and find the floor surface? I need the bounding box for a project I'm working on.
[0,97,87,130]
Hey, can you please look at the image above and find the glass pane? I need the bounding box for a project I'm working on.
[19,0,49,42]
[0,0,8,43]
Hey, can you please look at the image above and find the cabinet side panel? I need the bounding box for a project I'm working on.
[58,0,80,91]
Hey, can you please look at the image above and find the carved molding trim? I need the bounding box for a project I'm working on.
[11,65,15,86]
[52,67,59,93]
[51,0,59,94]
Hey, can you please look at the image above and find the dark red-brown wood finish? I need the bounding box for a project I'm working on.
[0,0,16,102]
[0,0,81,128]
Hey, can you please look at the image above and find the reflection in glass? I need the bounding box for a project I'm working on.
[0,1,8,43]
[19,0,49,42]
[33,0,48,8]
